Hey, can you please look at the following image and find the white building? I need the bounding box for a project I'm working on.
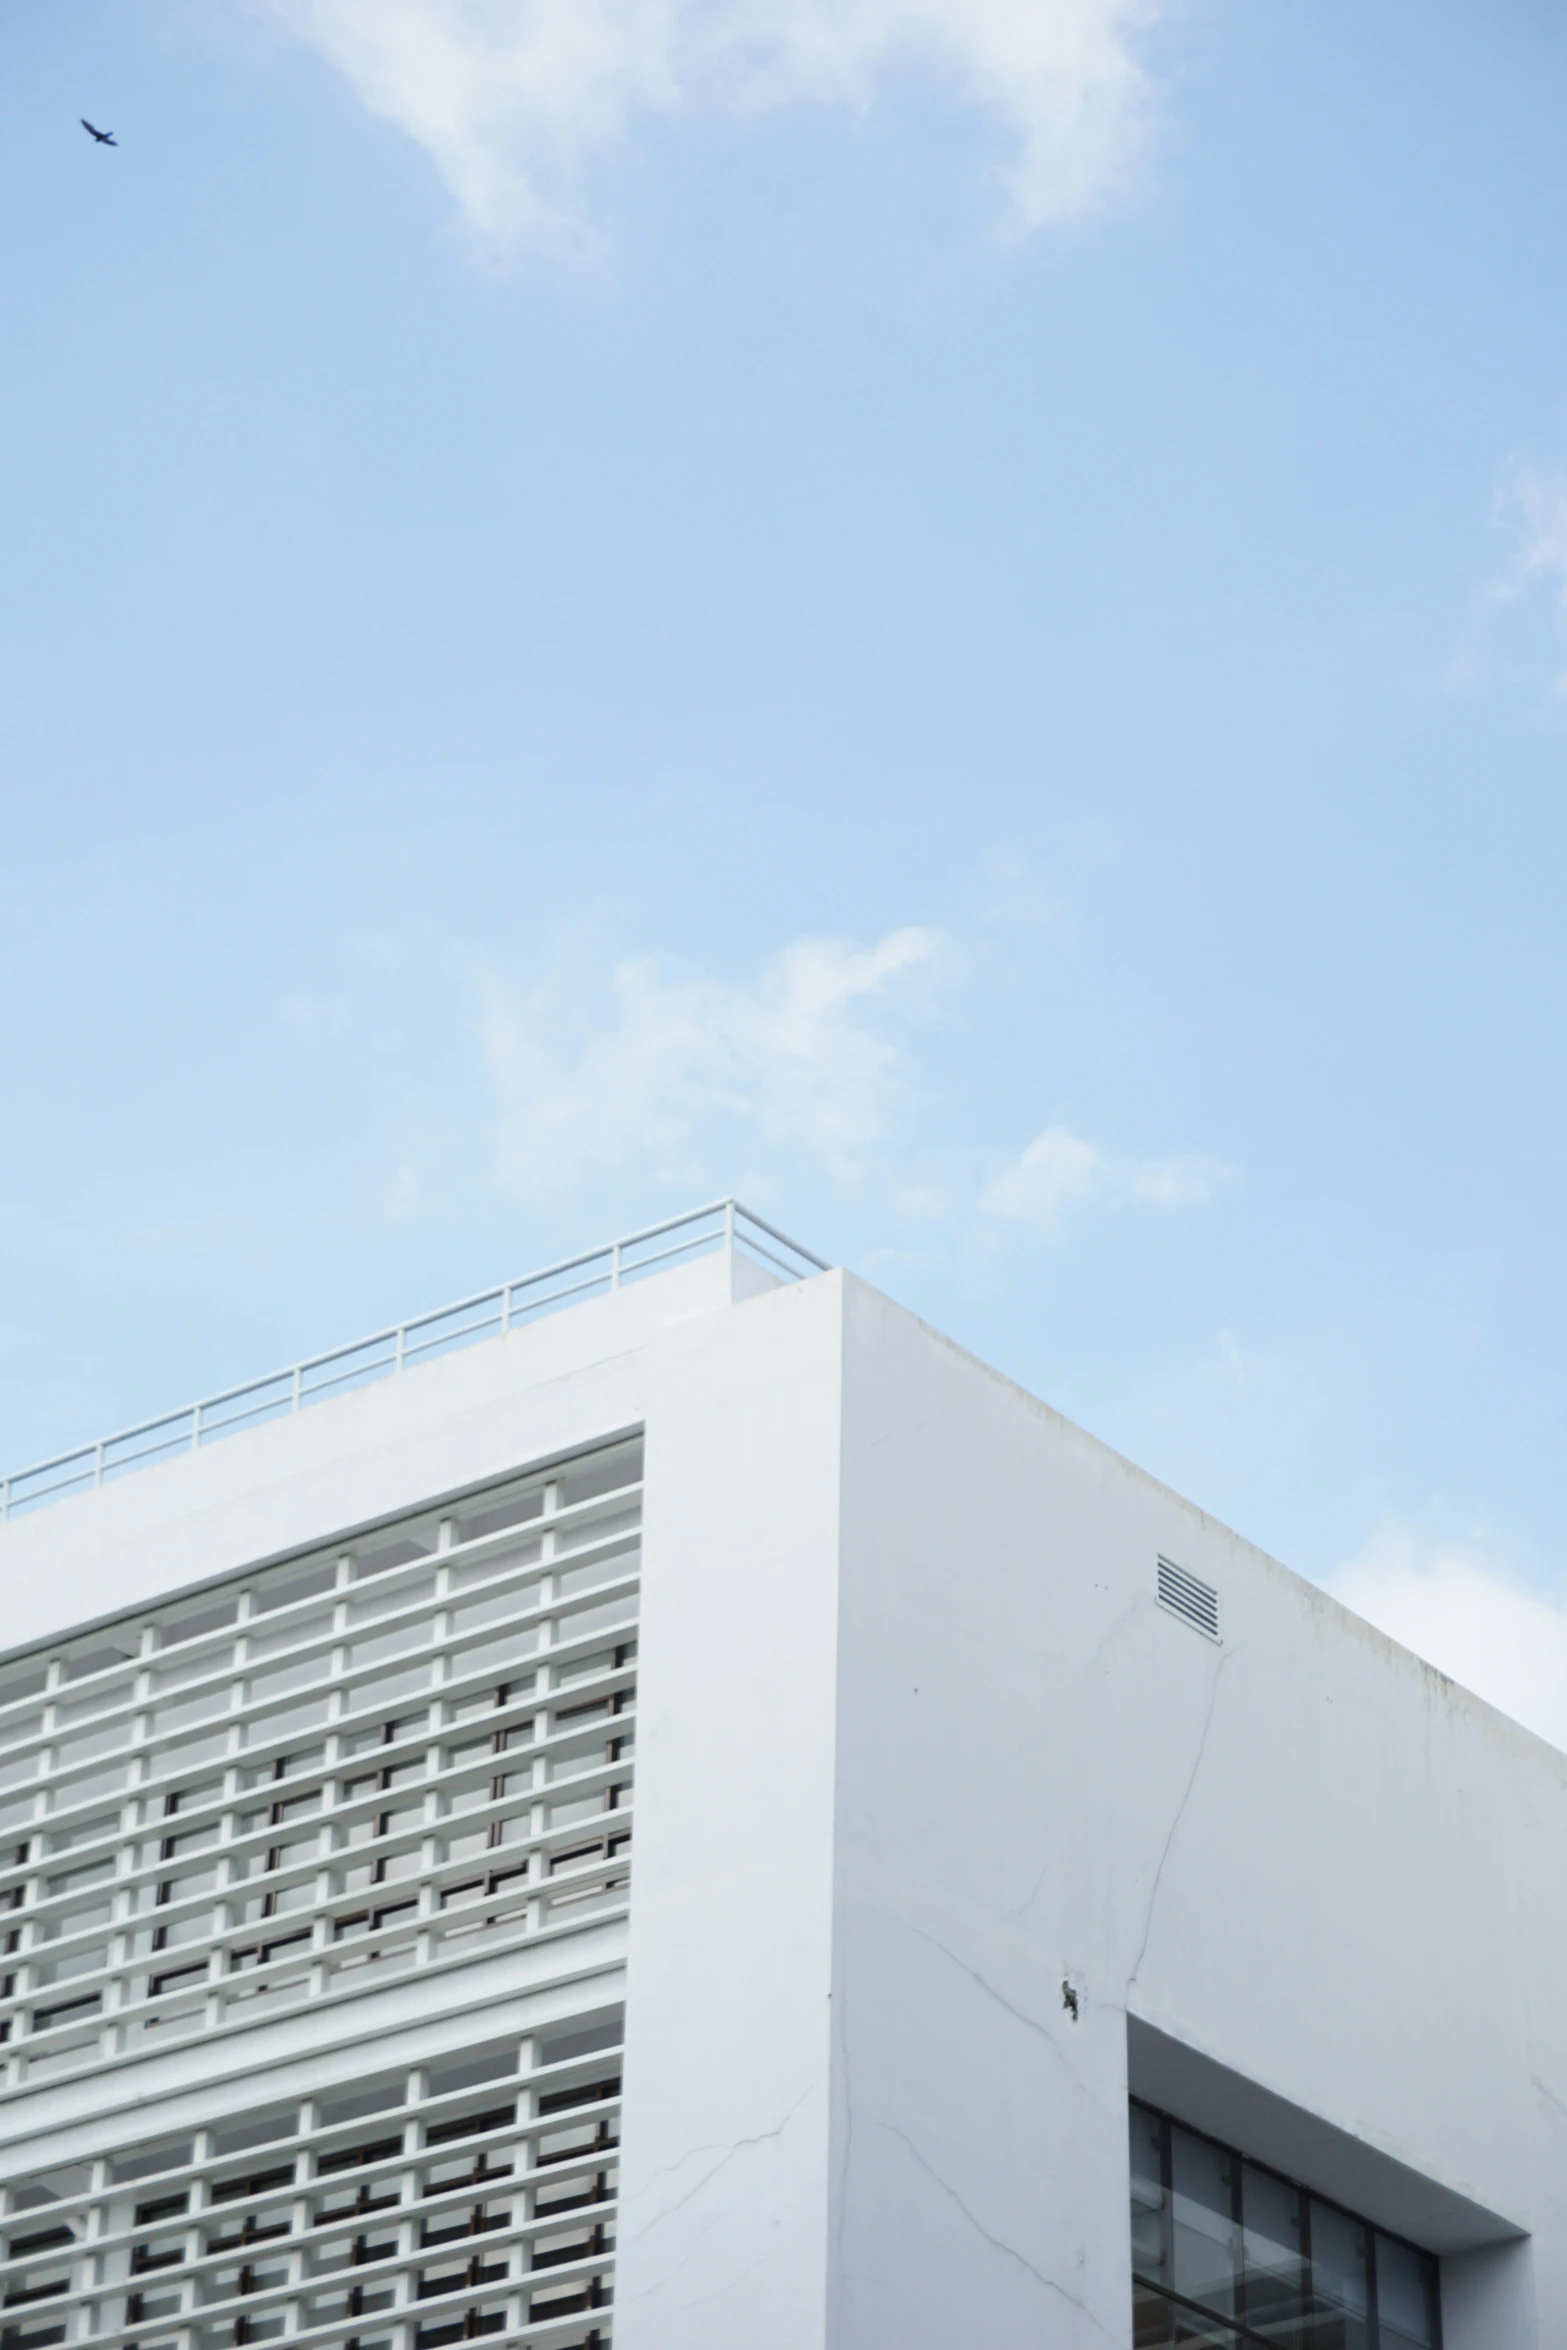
[0,1203,1555,2350]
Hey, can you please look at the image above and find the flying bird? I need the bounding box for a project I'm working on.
[80,120,117,147]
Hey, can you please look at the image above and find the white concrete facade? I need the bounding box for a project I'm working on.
[0,1244,1558,2348]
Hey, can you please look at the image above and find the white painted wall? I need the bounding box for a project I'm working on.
[613,1275,844,2350]
[828,1273,1561,2348]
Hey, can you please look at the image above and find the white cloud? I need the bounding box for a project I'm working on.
[254,0,1166,252]
[981,1125,1238,1239]
[1488,460,1567,689]
[980,1124,1104,1236]
[1130,1152,1236,1208]
[1331,1527,1567,1752]
[479,924,948,1192]
[1496,463,1567,602]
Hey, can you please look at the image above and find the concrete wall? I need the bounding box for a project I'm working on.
[829,1273,1559,2347]
[613,1275,843,2349]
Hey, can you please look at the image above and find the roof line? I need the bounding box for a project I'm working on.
[2,1199,826,1523]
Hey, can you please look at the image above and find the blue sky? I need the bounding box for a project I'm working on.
[6,0,1567,1733]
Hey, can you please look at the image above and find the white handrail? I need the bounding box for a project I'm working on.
[1,1199,827,1523]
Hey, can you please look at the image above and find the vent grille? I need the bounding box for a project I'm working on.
[1157,1557,1220,1641]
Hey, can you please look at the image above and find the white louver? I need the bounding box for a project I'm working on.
[0,1434,643,2350]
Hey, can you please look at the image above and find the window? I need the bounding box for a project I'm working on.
[1131,2100,1441,2349]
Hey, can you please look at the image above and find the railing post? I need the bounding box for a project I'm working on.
[502,1283,512,1335]
[395,1323,406,1374]
[94,1441,104,1489]
[611,1243,622,1290]
[292,1364,302,1413]
[191,1404,202,1454]
[724,1199,736,1253]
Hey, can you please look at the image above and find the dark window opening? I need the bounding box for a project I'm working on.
[537,2078,620,2118]
[534,2123,618,2170]
[414,2256,508,2300]
[204,2217,290,2256]
[424,2106,513,2150]
[527,2277,607,2321]
[134,2194,190,2228]
[228,1930,310,1972]
[534,2172,613,2221]
[149,1962,207,1999]
[413,2310,505,2346]
[1130,2098,1441,2350]
[532,2225,608,2272]
[4,2233,72,2263]
[210,2165,296,2206]
[317,2136,403,2178]
[30,1996,99,2034]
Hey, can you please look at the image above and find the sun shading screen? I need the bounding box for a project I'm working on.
[0,2020,623,2350]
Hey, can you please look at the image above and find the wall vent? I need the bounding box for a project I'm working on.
[1157,1556,1220,1641]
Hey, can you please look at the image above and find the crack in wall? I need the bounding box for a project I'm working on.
[1126,1646,1233,1995]
[1008,1596,1146,1918]
[1531,2072,1567,2131]
[872,2117,1121,2346]
[628,2082,815,2240]
[861,1905,1086,2091]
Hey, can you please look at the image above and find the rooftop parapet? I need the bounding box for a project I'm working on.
[1,1199,825,1523]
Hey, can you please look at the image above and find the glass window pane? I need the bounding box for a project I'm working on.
[1134,2278,1174,2348]
[1241,2160,1307,2346]
[1131,2103,1436,2350]
[1375,2234,1436,2350]
[1173,2310,1240,2348]
[1131,2104,1168,2283]
[1308,2200,1370,2350]
[1171,2126,1241,2319]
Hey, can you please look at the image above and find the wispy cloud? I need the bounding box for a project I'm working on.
[280,916,1238,1251]
[1331,1525,1567,1752]
[1485,459,1567,690]
[479,925,949,1193]
[1129,1153,1236,1208]
[1496,463,1567,601]
[980,1124,1237,1239]
[254,0,1166,254]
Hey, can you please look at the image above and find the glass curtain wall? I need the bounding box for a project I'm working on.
[1130,2101,1441,2350]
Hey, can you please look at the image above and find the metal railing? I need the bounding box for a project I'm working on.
[1,1199,826,1524]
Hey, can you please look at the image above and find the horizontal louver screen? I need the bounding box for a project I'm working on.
[0,2019,624,2350]
[1157,1557,1220,1641]
[0,1437,643,2090]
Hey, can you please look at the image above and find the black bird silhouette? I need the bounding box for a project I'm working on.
[80,119,117,147]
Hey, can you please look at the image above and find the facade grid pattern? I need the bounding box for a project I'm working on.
[0,1435,644,2350]
[2,2019,623,2350]
[0,1440,641,2086]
